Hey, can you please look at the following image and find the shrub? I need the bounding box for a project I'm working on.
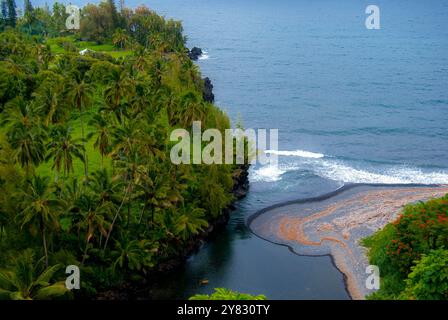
[189,288,267,300]
[364,194,448,299]
[401,249,448,300]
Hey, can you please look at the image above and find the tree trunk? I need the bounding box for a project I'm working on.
[42,225,49,267]
[103,181,131,252]
[79,106,88,178]
[81,238,89,265]
[138,202,147,224]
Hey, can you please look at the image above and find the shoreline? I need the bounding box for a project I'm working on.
[248,183,448,300]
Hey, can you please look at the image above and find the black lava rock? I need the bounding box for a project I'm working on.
[188,47,203,60]
[202,77,215,103]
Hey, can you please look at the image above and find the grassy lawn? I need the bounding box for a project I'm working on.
[47,36,132,59]
[36,111,112,180]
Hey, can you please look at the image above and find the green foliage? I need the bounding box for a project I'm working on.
[364,195,448,300]
[0,249,70,300]
[189,288,267,300]
[0,2,241,299]
[401,249,448,300]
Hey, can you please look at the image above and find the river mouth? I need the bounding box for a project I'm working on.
[247,183,448,299]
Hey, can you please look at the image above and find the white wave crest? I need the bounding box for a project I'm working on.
[199,50,209,60]
[316,161,448,185]
[265,149,324,158]
[250,164,286,182]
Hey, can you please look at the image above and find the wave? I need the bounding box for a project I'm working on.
[265,149,324,158]
[250,164,286,182]
[250,150,448,185]
[316,161,448,185]
[198,50,210,60]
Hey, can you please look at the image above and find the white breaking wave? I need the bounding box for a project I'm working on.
[199,50,209,60]
[265,149,324,158]
[250,164,286,182]
[316,161,448,185]
[250,150,448,185]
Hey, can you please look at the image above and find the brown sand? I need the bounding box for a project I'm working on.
[273,186,448,299]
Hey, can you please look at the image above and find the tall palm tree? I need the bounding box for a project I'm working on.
[16,176,61,267]
[154,86,179,126]
[45,126,85,182]
[89,168,120,205]
[137,168,182,226]
[179,91,206,127]
[112,28,130,50]
[174,206,208,241]
[0,249,69,300]
[68,78,93,178]
[32,80,64,127]
[88,114,112,168]
[35,44,53,70]
[74,193,112,264]
[103,69,134,121]
[2,98,47,175]
[110,117,143,160]
[1,97,36,131]
[111,235,156,272]
[132,46,150,72]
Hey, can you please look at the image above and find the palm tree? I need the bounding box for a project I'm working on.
[32,80,64,127]
[1,97,36,131]
[111,235,156,272]
[16,176,61,267]
[46,126,85,182]
[137,168,182,226]
[132,46,150,72]
[158,87,179,126]
[89,168,120,205]
[9,129,47,176]
[110,117,143,160]
[174,206,208,241]
[103,69,134,121]
[199,165,232,218]
[179,91,206,127]
[2,98,47,175]
[35,44,53,70]
[88,114,112,168]
[103,149,147,251]
[68,78,93,178]
[0,249,69,300]
[74,193,112,264]
[112,28,130,50]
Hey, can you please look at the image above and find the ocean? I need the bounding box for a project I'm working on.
[36,0,448,299]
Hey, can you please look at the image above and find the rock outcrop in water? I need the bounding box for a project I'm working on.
[188,46,203,60]
[202,77,215,103]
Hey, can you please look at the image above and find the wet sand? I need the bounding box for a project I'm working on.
[248,184,448,299]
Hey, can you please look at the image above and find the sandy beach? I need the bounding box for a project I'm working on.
[248,184,448,299]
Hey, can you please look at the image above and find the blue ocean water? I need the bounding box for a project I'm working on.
[35,0,448,298]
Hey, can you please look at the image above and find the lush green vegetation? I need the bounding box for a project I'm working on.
[363,195,448,299]
[0,1,242,299]
[189,288,267,300]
